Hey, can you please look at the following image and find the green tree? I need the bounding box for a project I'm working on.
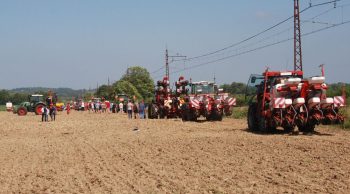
[11,93,28,104]
[83,92,94,101]
[121,66,154,100]
[0,90,10,104]
[113,80,142,100]
[221,82,247,95]
[96,85,115,100]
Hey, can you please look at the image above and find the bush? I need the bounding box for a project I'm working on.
[0,105,6,111]
[231,106,248,119]
[343,106,350,129]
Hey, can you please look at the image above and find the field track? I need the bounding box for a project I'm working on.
[0,111,349,193]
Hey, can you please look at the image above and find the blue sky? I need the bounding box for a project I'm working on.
[0,0,349,89]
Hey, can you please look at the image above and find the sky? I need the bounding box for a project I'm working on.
[0,0,349,89]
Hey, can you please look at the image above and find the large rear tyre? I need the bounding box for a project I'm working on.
[148,104,158,119]
[35,104,45,115]
[190,112,197,122]
[283,126,294,133]
[247,103,258,131]
[17,107,27,116]
[217,112,223,121]
[159,107,165,119]
[299,123,315,133]
[258,117,269,133]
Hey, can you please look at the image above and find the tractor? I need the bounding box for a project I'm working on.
[148,76,189,119]
[246,69,345,133]
[181,80,236,121]
[13,94,47,116]
[148,76,172,119]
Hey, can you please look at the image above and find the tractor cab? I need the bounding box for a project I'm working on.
[29,94,44,110]
[29,94,44,104]
[246,74,265,102]
[246,71,303,104]
[190,81,219,96]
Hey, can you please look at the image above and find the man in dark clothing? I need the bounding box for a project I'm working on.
[50,106,56,121]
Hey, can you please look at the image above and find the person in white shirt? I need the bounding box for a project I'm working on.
[41,105,48,122]
[127,100,133,119]
[119,102,124,113]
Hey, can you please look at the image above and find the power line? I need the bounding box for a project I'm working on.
[160,20,350,78]
[151,0,346,77]
[174,0,341,62]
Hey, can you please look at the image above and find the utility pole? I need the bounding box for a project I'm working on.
[165,49,169,79]
[294,0,303,72]
[165,49,186,83]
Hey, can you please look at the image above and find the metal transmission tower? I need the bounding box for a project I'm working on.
[165,49,169,79]
[294,0,303,72]
[164,49,186,82]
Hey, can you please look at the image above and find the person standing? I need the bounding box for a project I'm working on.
[41,105,48,122]
[127,100,133,119]
[66,103,71,115]
[139,100,145,119]
[119,101,124,113]
[50,105,56,121]
[106,101,111,113]
[133,101,139,119]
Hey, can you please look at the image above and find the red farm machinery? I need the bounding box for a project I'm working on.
[246,69,345,133]
[245,0,345,133]
[148,76,189,119]
[181,80,236,121]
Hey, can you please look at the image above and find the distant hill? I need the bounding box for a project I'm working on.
[10,87,95,99]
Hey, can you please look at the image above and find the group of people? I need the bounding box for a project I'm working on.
[52,97,148,120]
[88,100,111,113]
[126,100,146,119]
[41,94,57,122]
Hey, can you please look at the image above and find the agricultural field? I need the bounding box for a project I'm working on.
[0,111,350,193]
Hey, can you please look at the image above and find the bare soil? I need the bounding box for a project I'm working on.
[0,111,349,193]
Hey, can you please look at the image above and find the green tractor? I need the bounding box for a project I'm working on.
[13,94,46,116]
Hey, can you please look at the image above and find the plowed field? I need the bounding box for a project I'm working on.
[0,111,349,193]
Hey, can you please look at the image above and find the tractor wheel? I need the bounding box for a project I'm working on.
[217,112,223,121]
[212,110,223,121]
[299,123,315,133]
[34,104,45,115]
[190,112,197,122]
[205,114,211,121]
[247,103,258,131]
[159,108,165,119]
[17,107,27,116]
[149,104,159,119]
[258,117,269,133]
[283,126,294,133]
[182,113,188,121]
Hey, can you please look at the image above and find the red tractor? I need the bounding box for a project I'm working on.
[246,69,345,133]
[149,76,190,119]
[181,81,236,121]
[148,76,171,119]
